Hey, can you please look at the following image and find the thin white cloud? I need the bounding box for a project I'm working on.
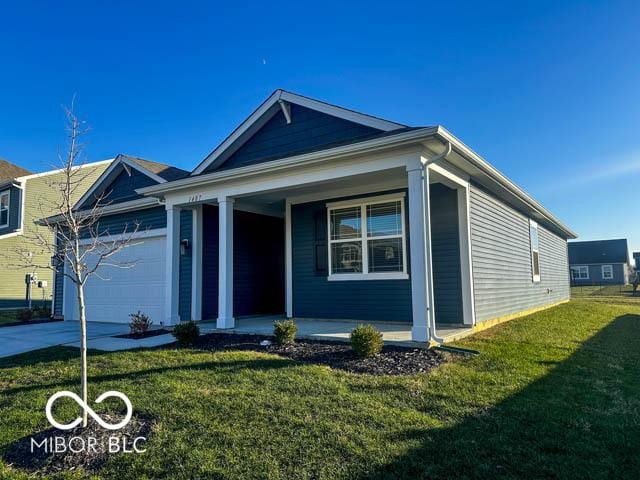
[538,149,640,194]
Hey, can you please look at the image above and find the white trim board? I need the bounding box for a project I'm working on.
[74,155,165,211]
[191,89,406,175]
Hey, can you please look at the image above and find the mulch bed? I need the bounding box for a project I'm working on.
[2,414,153,475]
[0,318,62,329]
[182,333,455,375]
[114,328,172,340]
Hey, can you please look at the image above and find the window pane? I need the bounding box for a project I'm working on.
[0,194,8,209]
[331,242,362,273]
[530,224,539,250]
[532,251,540,276]
[367,201,402,237]
[368,238,403,272]
[0,209,6,225]
[330,207,361,240]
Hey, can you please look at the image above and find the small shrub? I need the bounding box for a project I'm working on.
[172,321,200,346]
[32,306,50,319]
[129,311,152,335]
[350,324,383,358]
[17,309,33,322]
[273,319,297,345]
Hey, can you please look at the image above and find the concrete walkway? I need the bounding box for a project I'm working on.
[0,321,129,358]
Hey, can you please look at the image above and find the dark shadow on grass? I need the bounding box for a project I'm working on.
[0,346,112,370]
[357,314,640,479]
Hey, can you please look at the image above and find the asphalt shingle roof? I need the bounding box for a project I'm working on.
[568,239,629,264]
[0,159,32,182]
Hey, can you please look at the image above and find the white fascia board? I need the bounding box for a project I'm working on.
[278,91,406,131]
[143,127,436,196]
[14,159,114,183]
[190,89,406,176]
[160,149,421,208]
[74,156,165,211]
[41,197,162,225]
[434,127,577,239]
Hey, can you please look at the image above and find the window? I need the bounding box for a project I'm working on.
[571,265,589,280]
[327,194,407,280]
[529,220,540,282]
[601,264,613,280]
[0,190,9,228]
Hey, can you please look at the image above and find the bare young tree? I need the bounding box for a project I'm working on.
[6,100,140,428]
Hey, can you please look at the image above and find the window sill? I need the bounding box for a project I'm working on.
[327,272,409,281]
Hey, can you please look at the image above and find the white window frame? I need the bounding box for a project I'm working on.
[571,265,589,280]
[601,264,613,280]
[529,219,541,283]
[0,190,9,228]
[326,193,408,281]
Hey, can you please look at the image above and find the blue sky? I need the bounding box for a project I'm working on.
[2,1,639,251]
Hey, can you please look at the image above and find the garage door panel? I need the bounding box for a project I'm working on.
[65,236,166,324]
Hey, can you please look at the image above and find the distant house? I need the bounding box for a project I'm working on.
[633,252,640,271]
[0,158,111,309]
[568,239,632,286]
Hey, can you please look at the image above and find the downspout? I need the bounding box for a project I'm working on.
[420,142,452,345]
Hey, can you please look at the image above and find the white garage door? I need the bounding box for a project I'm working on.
[64,235,166,324]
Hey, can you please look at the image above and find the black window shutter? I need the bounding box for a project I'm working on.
[314,210,328,275]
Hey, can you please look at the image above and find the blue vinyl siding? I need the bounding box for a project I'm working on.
[469,184,570,322]
[430,184,463,323]
[570,263,627,285]
[79,206,166,238]
[179,209,193,320]
[81,165,158,209]
[201,206,285,319]
[202,205,218,320]
[208,104,382,173]
[0,186,22,235]
[292,190,412,322]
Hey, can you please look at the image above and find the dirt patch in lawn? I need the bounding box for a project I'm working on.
[113,328,172,340]
[3,414,153,475]
[180,333,456,375]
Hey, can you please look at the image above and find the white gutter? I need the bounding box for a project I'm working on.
[420,142,452,345]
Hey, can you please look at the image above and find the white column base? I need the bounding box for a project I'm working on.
[412,324,429,343]
[216,316,235,329]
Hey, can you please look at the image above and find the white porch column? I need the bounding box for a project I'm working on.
[217,197,235,329]
[165,205,181,326]
[407,166,431,342]
[191,205,203,321]
[285,199,293,318]
[457,187,476,326]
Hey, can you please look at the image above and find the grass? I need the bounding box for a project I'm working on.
[0,310,21,326]
[1,299,639,479]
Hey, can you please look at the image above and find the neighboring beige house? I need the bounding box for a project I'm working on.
[0,158,111,309]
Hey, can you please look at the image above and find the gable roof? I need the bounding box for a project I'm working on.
[0,159,32,182]
[191,89,407,175]
[75,154,188,211]
[568,239,630,265]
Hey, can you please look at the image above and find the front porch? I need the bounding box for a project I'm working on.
[198,316,473,346]
[161,144,477,344]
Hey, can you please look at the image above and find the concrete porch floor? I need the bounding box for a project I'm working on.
[199,316,473,346]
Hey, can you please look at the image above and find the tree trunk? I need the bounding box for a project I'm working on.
[77,282,88,428]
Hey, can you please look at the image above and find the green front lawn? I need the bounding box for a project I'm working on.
[1,299,639,479]
[0,310,20,326]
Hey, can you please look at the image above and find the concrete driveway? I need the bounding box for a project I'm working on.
[0,321,128,358]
